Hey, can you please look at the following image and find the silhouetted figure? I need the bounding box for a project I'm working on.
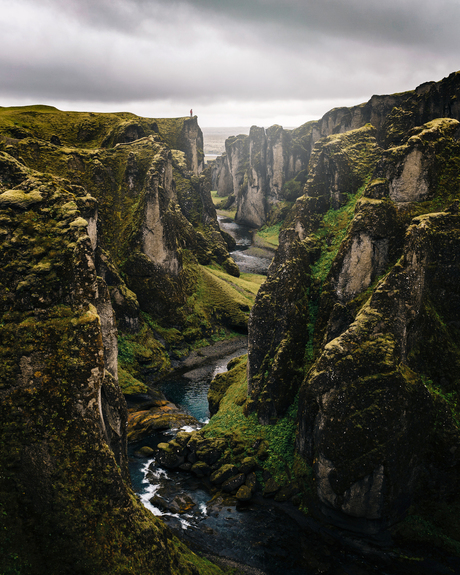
[190,109,193,117]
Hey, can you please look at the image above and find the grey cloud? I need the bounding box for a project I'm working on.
[41,0,460,50]
[1,0,459,126]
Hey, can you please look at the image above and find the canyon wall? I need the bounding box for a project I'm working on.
[0,108,231,574]
[212,71,460,228]
[246,87,460,540]
[0,150,220,573]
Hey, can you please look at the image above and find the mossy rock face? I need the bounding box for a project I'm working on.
[297,210,460,535]
[0,155,221,574]
[0,108,237,359]
[127,405,200,442]
[247,125,381,424]
[244,101,460,546]
[210,464,238,485]
[208,358,248,416]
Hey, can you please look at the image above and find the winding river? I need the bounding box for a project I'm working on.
[218,216,274,275]
[126,219,438,574]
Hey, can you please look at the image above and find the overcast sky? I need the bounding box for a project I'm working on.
[1,0,459,127]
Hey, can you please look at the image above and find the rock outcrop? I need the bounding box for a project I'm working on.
[211,71,460,229]
[0,107,246,388]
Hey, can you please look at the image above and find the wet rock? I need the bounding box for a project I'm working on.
[156,441,187,469]
[239,456,257,474]
[191,461,212,477]
[127,404,200,442]
[150,492,196,515]
[210,464,238,485]
[175,431,193,446]
[263,477,280,498]
[235,485,252,502]
[245,472,258,492]
[222,473,246,493]
[189,436,227,466]
[274,483,301,503]
[136,446,155,458]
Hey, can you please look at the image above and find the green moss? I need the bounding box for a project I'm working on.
[311,180,369,285]
[177,265,250,334]
[118,321,170,380]
[394,502,460,557]
[205,266,265,305]
[118,367,148,395]
[0,189,43,208]
[204,356,313,493]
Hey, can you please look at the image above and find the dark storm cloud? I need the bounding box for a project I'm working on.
[56,0,460,51]
[1,0,459,125]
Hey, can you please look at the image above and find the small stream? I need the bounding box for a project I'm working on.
[218,216,273,275]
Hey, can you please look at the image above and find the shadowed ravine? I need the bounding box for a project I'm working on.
[127,228,457,575]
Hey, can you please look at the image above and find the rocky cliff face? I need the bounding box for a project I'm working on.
[0,152,220,574]
[212,71,460,229]
[0,107,238,573]
[246,84,460,546]
[212,124,310,227]
[0,108,244,382]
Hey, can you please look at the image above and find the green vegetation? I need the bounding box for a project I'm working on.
[211,191,237,219]
[117,318,171,389]
[204,356,313,497]
[118,367,148,395]
[311,182,368,285]
[394,501,460,557]
[254,222,282,247]
[205,266,265,304]
[0,105,193,153]
[116,264,264,391]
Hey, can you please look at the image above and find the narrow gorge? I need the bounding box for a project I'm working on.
[1,71,460,574]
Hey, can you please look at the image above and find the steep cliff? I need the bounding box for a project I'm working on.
[0,153,221,573]
[211,70,460,229]
[0,107,246,389]
[244,93,460,551]
[212,124,310,228]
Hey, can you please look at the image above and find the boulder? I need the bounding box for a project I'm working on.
[235,485,252,502]
[262,477,280,498]
[191,461,212,477]
[155,441,187,469]
[222,473,246,493]
[210,464,238,485]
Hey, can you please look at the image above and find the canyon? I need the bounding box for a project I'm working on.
[1,71,460,574]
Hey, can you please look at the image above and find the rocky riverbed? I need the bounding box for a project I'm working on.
[127,344,460,575]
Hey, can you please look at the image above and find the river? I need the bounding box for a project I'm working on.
[218,215,274,275]
[126,218,449,574]
[128,346,318,575]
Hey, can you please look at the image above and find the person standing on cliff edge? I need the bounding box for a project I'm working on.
[190,109,193,117]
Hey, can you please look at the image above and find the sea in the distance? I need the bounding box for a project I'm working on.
[202,126,250,162]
